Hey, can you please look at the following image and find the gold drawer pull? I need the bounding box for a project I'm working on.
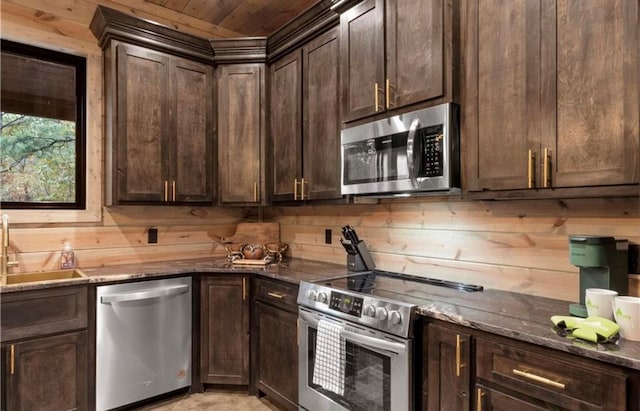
[512,369,565,389]
[164,180,169,202]
[267,292,285,299]
[172,180,176,202]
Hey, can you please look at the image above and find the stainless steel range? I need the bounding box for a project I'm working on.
[297,269,482,411]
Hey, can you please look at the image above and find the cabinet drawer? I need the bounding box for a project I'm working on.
[476,336,627,410]
[254,278,299,311]
[1,286,88,342]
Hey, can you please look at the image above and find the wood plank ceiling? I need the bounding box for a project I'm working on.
[144,0,320,36]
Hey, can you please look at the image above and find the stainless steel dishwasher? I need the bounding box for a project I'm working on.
[96,276,192,411]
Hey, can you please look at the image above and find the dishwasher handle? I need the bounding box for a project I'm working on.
[100,284,189,304]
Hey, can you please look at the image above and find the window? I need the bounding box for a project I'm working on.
[1,40,86,209]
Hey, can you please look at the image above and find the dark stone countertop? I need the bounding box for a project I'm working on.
[2,257,639,371]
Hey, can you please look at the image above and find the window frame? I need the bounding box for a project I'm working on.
[0,39,87,210]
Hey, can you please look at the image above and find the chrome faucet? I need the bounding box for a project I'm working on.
[1,214,19,284]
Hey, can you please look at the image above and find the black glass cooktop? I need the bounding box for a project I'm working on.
[315,270,483,303]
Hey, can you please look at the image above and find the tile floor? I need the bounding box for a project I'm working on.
[134,390,282,411]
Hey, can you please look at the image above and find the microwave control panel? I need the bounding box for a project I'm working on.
[419,125,444,177]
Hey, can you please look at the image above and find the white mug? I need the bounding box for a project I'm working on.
[585,288,618,320]
[613,296,640,341]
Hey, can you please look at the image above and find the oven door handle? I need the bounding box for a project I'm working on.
[340,330,406,355]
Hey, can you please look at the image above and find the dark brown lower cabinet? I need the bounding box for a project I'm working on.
[200,275,250,385]
[2,331,88,411]
[252,278,299,410]
[475,384,547,411]
[426,322,472,411]
[475,334,629,411]
[425,319,639,411]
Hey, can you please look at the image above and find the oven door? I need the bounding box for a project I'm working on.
[298,307,411,411]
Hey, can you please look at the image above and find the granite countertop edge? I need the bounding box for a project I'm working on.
[2,257,639,371]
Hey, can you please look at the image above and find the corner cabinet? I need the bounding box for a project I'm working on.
[463,0,639,199]
[212,39,268,205]
[270,27,342,203]
[336,0,458,122]
[1,286,88,411]
[91,7,215,205]
[252,278,300,410]
[200,275,250,385]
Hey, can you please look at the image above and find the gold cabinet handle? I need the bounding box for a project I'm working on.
[374,82,380,112]
[253,182,258,202]
[172,180,176,202]
[10,344,15,375]
[543,147,551,188]
[294,178,299,201]
[476,388,484,411]
[267,292,285,299]
[242,277,247,301]
[527,150,536,188]
[385,79,394,109]
[512,369,565,389]
[164,180,169,202]
[301,178,306,201]
[455,334,465,377]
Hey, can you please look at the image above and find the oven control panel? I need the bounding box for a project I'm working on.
[298,281,415,337]
[328,291,364,317]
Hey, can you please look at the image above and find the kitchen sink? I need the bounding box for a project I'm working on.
[3,269,87,285]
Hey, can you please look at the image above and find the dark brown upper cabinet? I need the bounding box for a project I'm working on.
[212,39,268,206]
[270,27,342,203]
[91,6,215,205]
[463,0,639,199]
[336,0,458,123]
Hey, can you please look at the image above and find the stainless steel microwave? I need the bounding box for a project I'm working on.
[341,103,460,196]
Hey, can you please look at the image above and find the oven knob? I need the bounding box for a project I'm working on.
[307,290,318,301]
[318,292,328,304]
[375,307,388,321]
[363,304,376,317]
[389,311,402,325]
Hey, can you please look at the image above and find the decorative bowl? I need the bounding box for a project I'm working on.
[242,244,265,260]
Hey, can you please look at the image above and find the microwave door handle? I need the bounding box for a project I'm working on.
[341,329,406,355]
[406,118,421,188]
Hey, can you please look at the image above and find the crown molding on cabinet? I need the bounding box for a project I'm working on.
[267,0,339,61]
[330,0,365,14]
[210,38,268,64]
[89,6,214,64]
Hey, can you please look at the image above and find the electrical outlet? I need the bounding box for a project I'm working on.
[148,228,158,244]
[325,229,332,244]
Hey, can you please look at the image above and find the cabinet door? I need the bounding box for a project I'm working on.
[270,50,302,202]
[302,27,342,201]
[386,0,444,109]
[463,0,543,192]
[340,0,384,122]
[116,43,170,202]
[427,323,471,411]
[3,331,88,411]
[218,64,264,204]
[200,276,249,385]
[476,384,547,411]
[172,58,214,203]
[551,0,639,188]
[255,301,298,410]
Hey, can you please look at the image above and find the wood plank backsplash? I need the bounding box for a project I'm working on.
[265,197,640,300]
